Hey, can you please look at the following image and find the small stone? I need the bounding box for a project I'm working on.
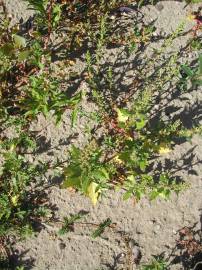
[156,3,164,11]
[59,242,66,250]
[131,246,142,264]
[116,252,126,264]
[129,240,142,264]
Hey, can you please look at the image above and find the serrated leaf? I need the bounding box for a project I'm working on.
[18,50,30,61]
[13,34,26,48]
[91,218,112,238]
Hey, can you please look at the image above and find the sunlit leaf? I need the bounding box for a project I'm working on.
[112,155,124,164]
[11,195,19,206]
[158,143,171,155]
[116,108,130,123]
[91,168,109,181]
[136,114,146,130]
[13,34,26,48]
[87,182,100,205]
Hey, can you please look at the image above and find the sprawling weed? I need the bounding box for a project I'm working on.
[0,134,49,237]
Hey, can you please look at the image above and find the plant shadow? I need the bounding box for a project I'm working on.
[168,213,202,270]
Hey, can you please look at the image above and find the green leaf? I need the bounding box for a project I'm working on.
[123,190,133,200]
[116,108,130,123]
[71,107,79,128]
[91,218,112,238]
[134,190,143,201]
[139,160,147,171]
[136,114,146,130]
[150,190,159,200]
[52,4,62,27]
[58,212,87,235]
[18,50,30,61]
[62,164,82,189]
[0,43,14,56]
[70,146,81,160]
[91,168,109,182]
[181,64,194,78]
[13,34,26,48]
[199,54,202,75]
[127,175,135,183]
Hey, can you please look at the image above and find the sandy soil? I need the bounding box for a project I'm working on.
[2,1,202,269]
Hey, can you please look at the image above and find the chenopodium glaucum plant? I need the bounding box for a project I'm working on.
[20,73,82,123]
[62,105,186,204]
[0,134,48,237]
[62,142,113,205]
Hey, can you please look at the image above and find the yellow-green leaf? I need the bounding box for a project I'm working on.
[116,108,130,123]
[13,34,26,48]
[11,195,19,206]
[87,182,99,205]
[158,143,171,155]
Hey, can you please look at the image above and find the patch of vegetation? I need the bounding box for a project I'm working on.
[0,0,202,267]
[0,133,50,238]
[141,256,167,270]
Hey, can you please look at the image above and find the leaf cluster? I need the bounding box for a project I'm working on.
[0,134,48,237]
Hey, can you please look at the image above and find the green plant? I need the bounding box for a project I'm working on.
[58,211,88,235]
[141,256,168,270]
[62,142,113,204]
[180,54,202,87]
[20,73,82,123]
[24,0,62,33]
[61,20,202,204]
[0,134,49,237]
[91,218,112,238]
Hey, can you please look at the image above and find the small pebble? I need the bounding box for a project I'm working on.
[156,3,164,11]
[131,246,142,263]
[116,252,126,264]
[59,242,66,250]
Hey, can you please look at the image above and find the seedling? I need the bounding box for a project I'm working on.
[91,218,112,238]
[180,54,202,87]
[141,256,168,270]
[58,212,88,235]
